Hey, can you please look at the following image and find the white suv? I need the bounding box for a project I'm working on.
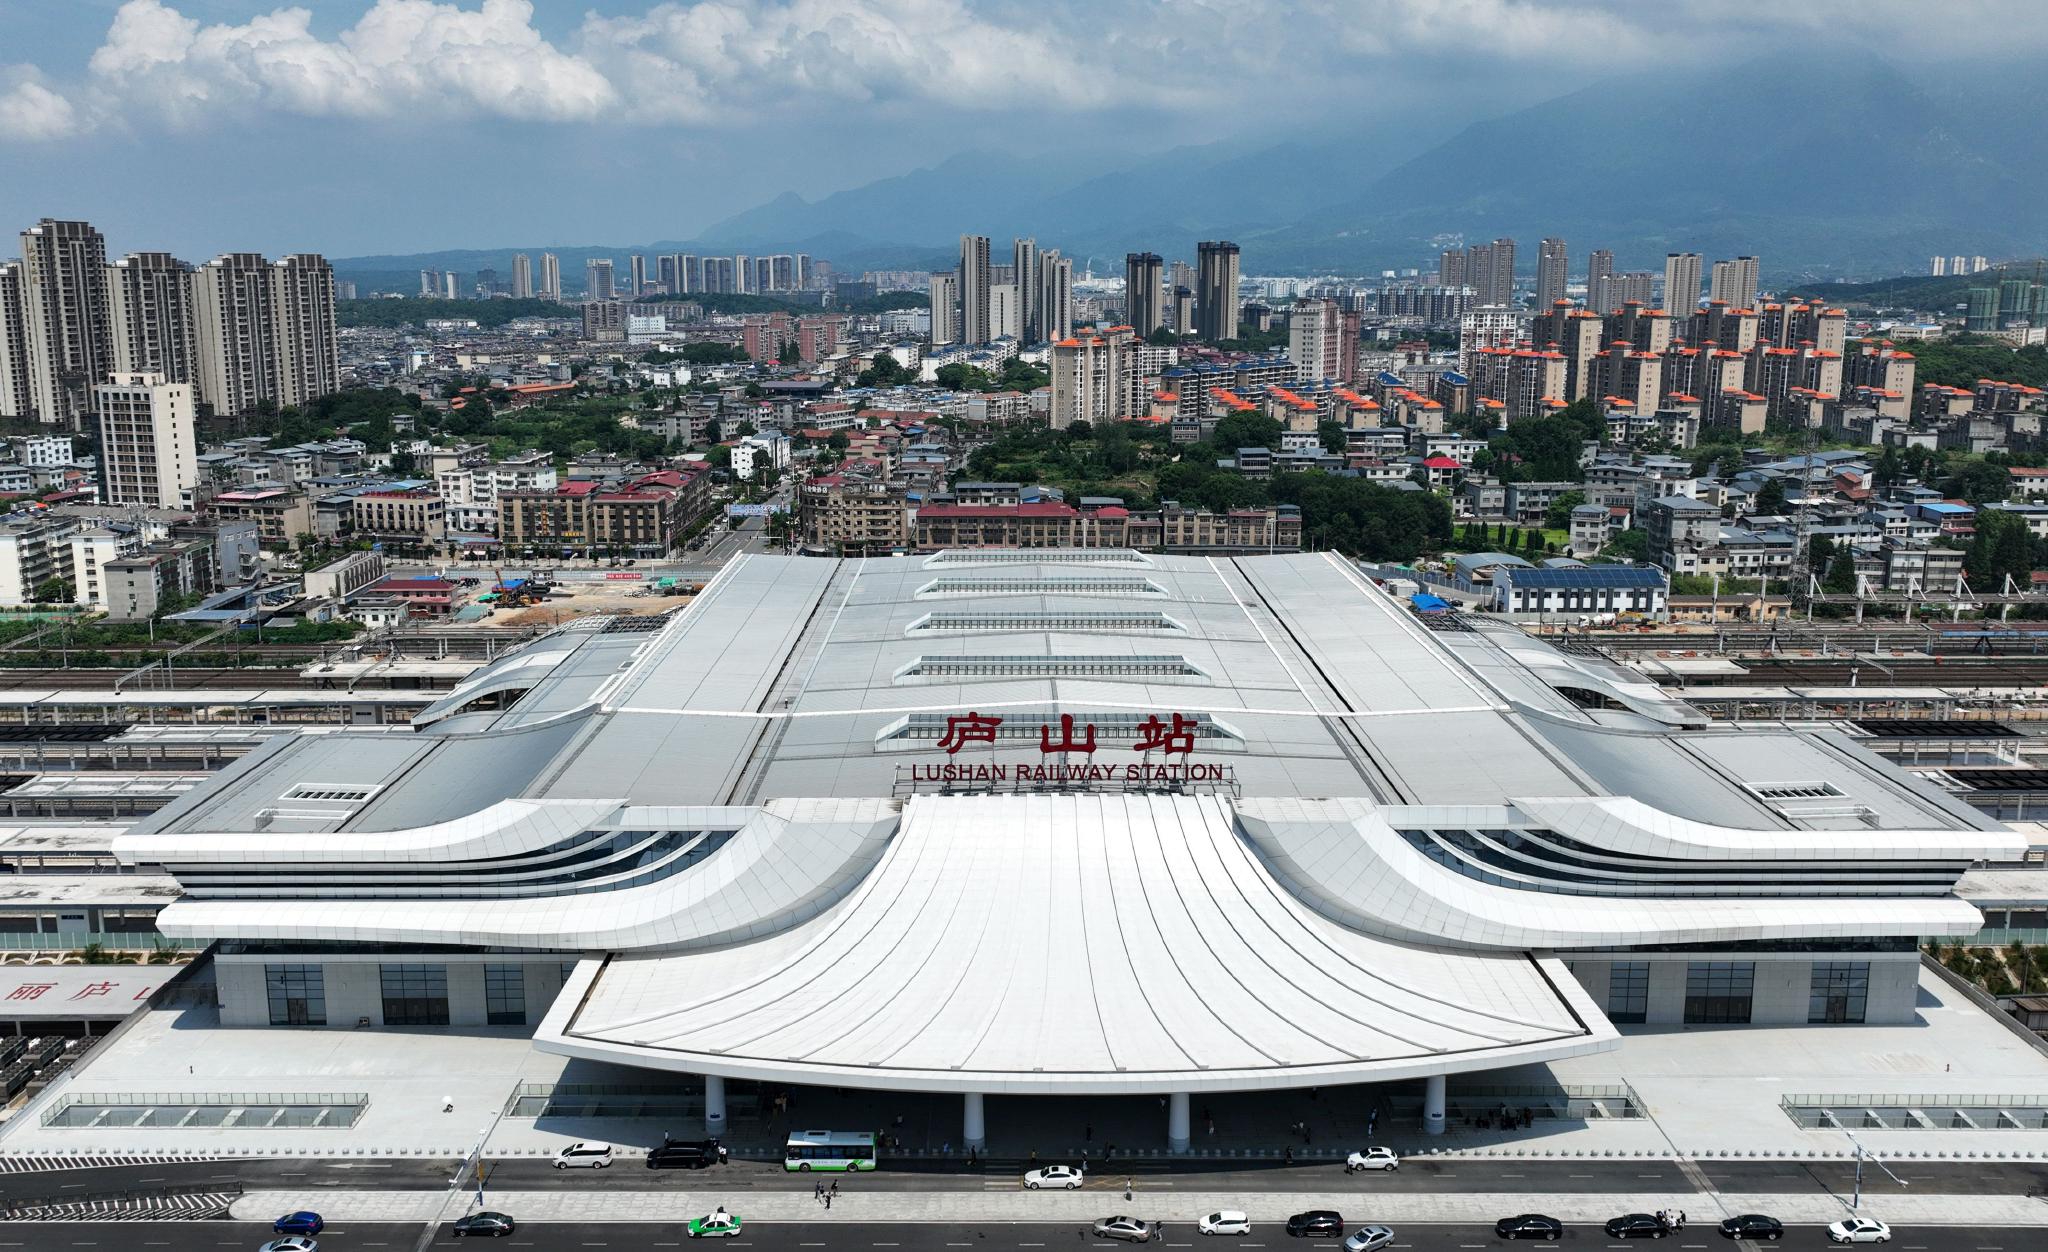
[1345,1147,1400,1172]
[552,1141,615,1169]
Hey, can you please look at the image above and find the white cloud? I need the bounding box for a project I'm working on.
[578,0,1154,124]
[5,0,2046,146]
[75,0,616,130]
[0,72,83,142]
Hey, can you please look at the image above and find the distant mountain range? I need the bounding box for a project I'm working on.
[334,56,2048,288]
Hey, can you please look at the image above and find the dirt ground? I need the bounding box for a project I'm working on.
[487,585,694,629]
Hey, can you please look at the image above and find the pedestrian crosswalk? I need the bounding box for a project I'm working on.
[0,1191,236,1221]
[0,1152,221,1174]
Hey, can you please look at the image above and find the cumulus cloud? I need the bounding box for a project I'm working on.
[6,0,2047,146]
[75,0,616,131]
[0,72,83,142]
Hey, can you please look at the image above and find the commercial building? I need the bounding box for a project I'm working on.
[95,372,198,510]
[797,476,911,555]
[912,502,1301,553]
[116,552,2018,1149]
[350,487,447,550]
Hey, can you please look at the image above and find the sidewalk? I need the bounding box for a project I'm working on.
[228,1187,2048,1228]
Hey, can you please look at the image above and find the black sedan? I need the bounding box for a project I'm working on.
[1605,1215,1670,1239]
[452,1212,517,1237]
[1718,1215,1784,1241]
[1496,1215,1564,1241]
[1287,1211,1345,1238]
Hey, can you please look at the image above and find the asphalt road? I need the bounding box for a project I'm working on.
[9,1221,2041,1252]
[5,1158,2045,1207]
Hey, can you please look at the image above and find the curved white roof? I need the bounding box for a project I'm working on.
[537,794,1613,1093]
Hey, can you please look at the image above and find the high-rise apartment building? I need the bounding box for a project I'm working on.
[958,236,993,345]
[1039,250,1074,341]
[1663,252,1702,313]
[539,253,561,301]
[1195,241,1241,342]
[19,219,112,429]
[629,255,648,298]
[0,262,29,419]
[192,253,279,419]
[1586,249,1615,311]
[1012,239,1040,342]
[1050,326,1135,429]
[929,271,960,346]
[270,253,339,410]
[989,283,1022,341]
[656,255,678,296]
[1930,257,1948,277]
[586,258,615,301]
[1464,238,1516,308]
[1439,248,1467,289]
[1536,238,1568,309]
[1289,298,1347,383]
[107,252,198,385]
[1966,287,2000,332]
[441,272,458,300]
[511,253,534,299]
[1124,252,1165,336]
[96,371,197,510]
[1709,256,1760,308]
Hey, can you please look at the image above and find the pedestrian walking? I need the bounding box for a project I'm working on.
[831,1180,839,1198]
[815,1182,825,1202]
[825,1191,833,1210]
[1124,1179,1133,1202]
[1679,1211,1687,1230]
[1030,1149,1039,1167]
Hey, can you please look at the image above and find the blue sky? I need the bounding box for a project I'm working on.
[1,1,2041,261]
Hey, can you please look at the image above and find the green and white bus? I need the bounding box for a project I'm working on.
[784,1129,878,1172]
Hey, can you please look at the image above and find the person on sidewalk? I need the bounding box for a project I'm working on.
[1123,1179,1132,1202]
[830,1181,839,1199]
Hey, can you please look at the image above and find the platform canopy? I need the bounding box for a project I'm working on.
[538,794,1615,1094]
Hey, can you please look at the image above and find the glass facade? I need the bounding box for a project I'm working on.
[1809,961,1870,1024]
[1683,961,1755,1024]
[1606,961,1650,1024]
[485,964,527,1026]
[264,963,326,1026]
[379,963,449,1026]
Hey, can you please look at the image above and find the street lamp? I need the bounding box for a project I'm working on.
[1843,1130,1906,1210]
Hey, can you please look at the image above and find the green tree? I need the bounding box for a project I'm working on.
[1601,530,1650,561]
[1145,326,1178,347]
[680,342,748,365]
[1943,458,2013,505]
[31,577,71,603]
[1753,478,1788,514]
[855,353,913,388]
[1212,411,1284,454]
[1967,508,2035,590]
[1317,419,1347,455]
[933,363,997,392]
[1824,550,1859,595]
[1543,490,1586,530]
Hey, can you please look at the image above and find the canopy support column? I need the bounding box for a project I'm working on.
[1167,1091,1190,1152]
[1423,1074,1446,1136]
[704,1075,726,1137]
[964,1092,986,1152]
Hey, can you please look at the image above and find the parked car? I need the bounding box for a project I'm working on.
[1345,1225,1396,1252]
[1024,1165,1085,1190]
[1718,1215,1783,1241]
[452,1212,517,1238]
[1344,1147,1400,1173]
[1094,1216,1161,1243]
[647,1140,718,1169]
[258,1240,318,1252]
[1286,1211,1345,1239]
[1827,1218,1891,1244]
[1495,1215,1565,1241]
[272,1213,323,1236]
[1198,1212,1251,1236]
[552,1141,615,1169]
[688,1211,744,1239]
[1605,1214,1670,1239]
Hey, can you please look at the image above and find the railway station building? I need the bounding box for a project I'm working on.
[113,552,2021,1150]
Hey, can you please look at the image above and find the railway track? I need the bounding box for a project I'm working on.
[1705,656,2048,687]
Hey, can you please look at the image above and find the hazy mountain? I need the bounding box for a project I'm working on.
[333,57,2048,286]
